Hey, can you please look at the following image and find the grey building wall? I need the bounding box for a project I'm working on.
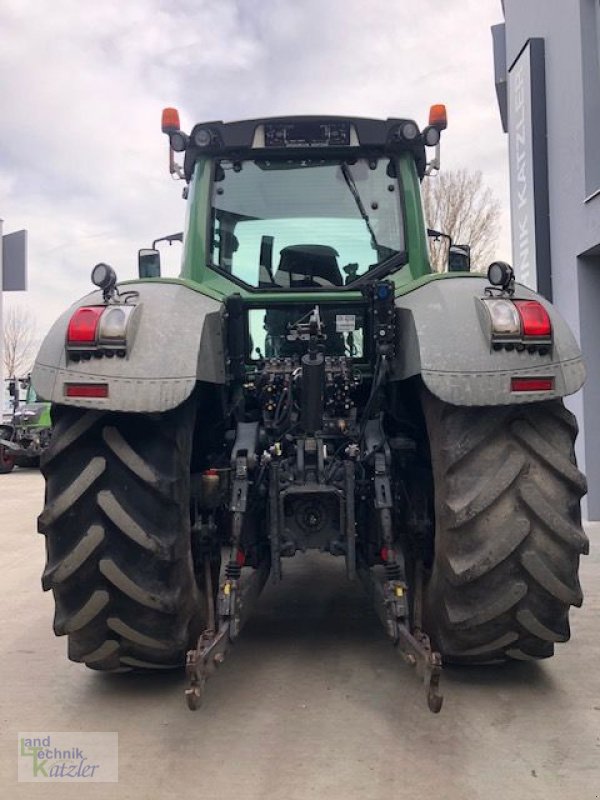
[494,0,600,518]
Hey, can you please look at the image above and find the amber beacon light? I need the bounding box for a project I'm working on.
[429,104,448,131]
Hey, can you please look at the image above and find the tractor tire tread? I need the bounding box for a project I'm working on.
[38,401,202,671]
[422,393,587,664]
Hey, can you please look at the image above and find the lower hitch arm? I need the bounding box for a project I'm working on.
[185,559,270,710]
[395,623,443,713]
[358,564,444,713]
[185,626,229,710]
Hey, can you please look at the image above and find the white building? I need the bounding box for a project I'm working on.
[492,0,600,518]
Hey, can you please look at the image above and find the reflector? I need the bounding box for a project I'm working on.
[64,383,109,398]
[511,377,554,392]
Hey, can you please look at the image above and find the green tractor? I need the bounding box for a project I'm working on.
[32,107,588,712]
[0,376,52,472]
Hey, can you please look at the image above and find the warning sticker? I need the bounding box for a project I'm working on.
[336,314,356,332]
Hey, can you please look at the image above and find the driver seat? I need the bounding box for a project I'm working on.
[274,245,343,288]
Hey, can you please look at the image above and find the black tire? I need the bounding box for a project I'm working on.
[15,455,40,469]
[0,444,15,474]
[422,392,589,664]
[38,399,205,672]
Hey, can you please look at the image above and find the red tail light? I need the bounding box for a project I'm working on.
[513,300,552,338]
[66,307,104,344]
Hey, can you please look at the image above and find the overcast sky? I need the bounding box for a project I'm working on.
[0,0,508,340]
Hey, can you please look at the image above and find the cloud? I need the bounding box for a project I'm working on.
[0,0,509,336]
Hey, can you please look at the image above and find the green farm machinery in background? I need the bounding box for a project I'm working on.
[0,376,52,473]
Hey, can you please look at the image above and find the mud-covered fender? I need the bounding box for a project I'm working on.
[393,276,585,405]
[32,282,225,412]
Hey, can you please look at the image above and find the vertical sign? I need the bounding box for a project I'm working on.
[507,39,552,299]
[2,229,28,290]
[0,223,28,403]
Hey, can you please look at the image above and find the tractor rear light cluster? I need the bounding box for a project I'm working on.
[481,297,552,351]
[66,304,138,360]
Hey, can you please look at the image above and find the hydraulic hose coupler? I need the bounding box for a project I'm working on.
[300,350,324,434]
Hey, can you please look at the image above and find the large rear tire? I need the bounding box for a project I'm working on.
[38,400,204,671]
[0,445,15,474]
[422,392,588,663]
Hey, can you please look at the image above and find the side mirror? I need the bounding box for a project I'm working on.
[138,248,161,278]
[448,244,471,272]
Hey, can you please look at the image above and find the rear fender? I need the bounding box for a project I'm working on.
[32,282,226,413]
[393,276,585,405]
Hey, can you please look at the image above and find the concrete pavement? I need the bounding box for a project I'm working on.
[0,469,598,799]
